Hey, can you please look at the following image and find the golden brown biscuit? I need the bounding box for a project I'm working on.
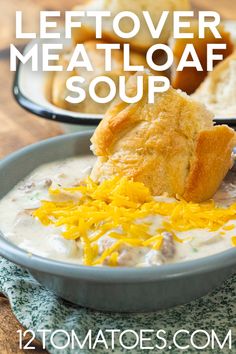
[91,71,235,202]
[171,21,234,94]
[192,51,236,118]
[183,125,235,201]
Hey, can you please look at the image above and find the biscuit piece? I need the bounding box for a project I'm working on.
[192,51,236,118]
[91,72,235,202]
[171,21,234,94]
[72,0,190,53]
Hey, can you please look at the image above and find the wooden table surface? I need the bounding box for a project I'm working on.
[0,0,235,352]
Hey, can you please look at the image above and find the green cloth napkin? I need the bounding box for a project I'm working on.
[0,257,235,354]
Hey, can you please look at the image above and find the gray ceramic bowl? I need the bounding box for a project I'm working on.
[0,131,236,312]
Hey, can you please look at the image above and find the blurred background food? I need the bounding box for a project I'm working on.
[49,0,191,114]
[192,50,236,117]
[44,0,236,116]
[171,21,234,94]
[48,40,150,114]
[71,0,190,52]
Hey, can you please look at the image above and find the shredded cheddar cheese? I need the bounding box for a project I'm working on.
[223,225,235,231]
[33,176,236,266]
[231,236,236,247]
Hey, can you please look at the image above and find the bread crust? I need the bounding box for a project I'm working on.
[183,126,236,202]
[91,72,236,202]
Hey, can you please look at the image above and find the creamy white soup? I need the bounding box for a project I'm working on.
[0,155,236,267]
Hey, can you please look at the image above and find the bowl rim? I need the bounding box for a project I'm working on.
[0,131,236,283]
